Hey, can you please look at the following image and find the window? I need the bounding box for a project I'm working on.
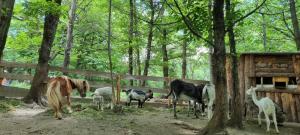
[263,77,273,84]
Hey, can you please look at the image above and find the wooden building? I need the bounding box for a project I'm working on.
[233,52,300,123]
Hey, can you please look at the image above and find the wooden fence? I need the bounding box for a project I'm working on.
[248,89,300,123]
[0,61,208,103]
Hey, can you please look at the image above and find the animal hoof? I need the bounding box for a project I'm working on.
[57,117,62,120]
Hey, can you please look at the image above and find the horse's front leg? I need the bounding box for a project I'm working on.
[67,96,73,113]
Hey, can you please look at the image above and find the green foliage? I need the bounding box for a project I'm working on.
[3,0,300,89]
[0,99,23,113]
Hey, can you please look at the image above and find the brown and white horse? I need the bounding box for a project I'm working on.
[46,76,90,120]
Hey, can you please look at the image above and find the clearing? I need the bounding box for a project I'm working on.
[0,99,299,135]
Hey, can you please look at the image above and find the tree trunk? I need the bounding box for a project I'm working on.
[182,34,187,79]
[225,0,243,129]
[289,0,300,51]
[0,0,15,59]
[162,29,169,88]
[208,0,214,83]
[133,0,141,86]
[63,0,77,72]
[24,0,62,105]
[142,0,154,86]
[107,0,116,104]
[128,0,134,86]
[199,0,228,134]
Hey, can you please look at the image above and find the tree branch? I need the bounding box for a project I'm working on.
[171,0,213,45]
[234,0,267,25]
[270,25,293,39]
[282,11,295,37]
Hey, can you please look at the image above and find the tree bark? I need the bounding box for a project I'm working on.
[162,29,169,88]
[199,0,228,134]
[289,0,300,51]
[182,34,187,79]
[24,0,62,105]
[134,0,141,86]
[208,0,214,83]
[261,12,267,52]
[128,0,134,86]
[225,0,243,129]
[63,0,77,72]
[107,0,116,104]
[142,0,154,86]
[0,0,15,59]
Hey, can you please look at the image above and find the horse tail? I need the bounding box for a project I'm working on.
[46,81,63,110]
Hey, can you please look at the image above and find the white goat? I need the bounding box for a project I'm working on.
[246,86,279,133]
[202,84,230,120]
[202,84,215,119]
[92,87,114,111]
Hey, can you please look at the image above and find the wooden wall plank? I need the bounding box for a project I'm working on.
[289,94,297,122]
[238,55,246,114]
[281,93,292,121]
[294,95,300,122]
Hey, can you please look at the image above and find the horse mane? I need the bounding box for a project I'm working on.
[60,76,90,91]
[70,78,90,91]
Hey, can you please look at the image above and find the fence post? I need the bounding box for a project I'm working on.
[116,75,121,104]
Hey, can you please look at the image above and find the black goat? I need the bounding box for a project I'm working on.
[125,89,153,108]
[165,79,205,118]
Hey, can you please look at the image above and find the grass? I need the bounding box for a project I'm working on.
[8,81,31,89]
[44,100,161,120]
[0,98,23,113]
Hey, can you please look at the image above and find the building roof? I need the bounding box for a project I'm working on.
[240,52,300,56]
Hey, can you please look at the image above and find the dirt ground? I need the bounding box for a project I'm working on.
[0,101,300,135]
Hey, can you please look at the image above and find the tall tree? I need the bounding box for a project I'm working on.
[24,0,62,104]
[225,0,243,129]
[200,0,228,134]
[63,0,77,71]
[128,0,134,86]
[134,0,141,86]
[107,0,116,104]
[0,0,15,59]
[162,29,169,87]
[288,0,300,50]
[181,32,187,79]
[260,12,267,52]
[142,0,155,86]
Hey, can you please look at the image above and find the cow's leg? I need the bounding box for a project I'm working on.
[66,96,73,113]
[138,100,141,108]
[188,100,191,117]
[193,101,199,118]
[172,92,178,118]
